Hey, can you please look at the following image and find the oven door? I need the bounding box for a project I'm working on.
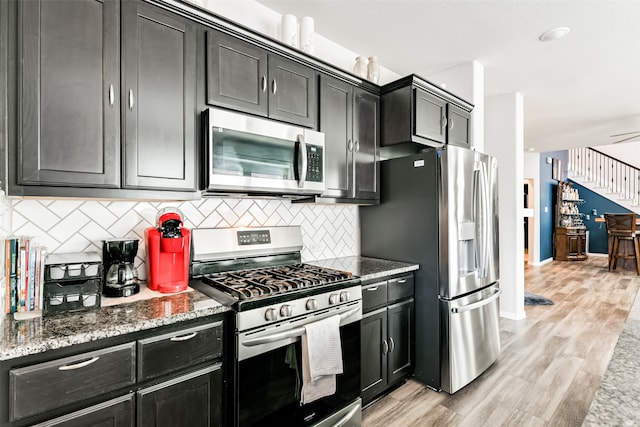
[235,304,361,427]
[205,108,325,196]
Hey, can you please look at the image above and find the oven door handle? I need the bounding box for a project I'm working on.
[242,306,360,347]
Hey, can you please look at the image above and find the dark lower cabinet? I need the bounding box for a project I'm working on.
[32,395,134,427]
[137,364,223,427]
[361,273,415,406]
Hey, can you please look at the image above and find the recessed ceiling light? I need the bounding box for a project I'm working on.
[527,148,536,152]
[539,27,570,42]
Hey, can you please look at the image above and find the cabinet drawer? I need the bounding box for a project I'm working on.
[362,281,387,313]
[138,321,223,382]
[387,275,414,303]
[9,342,136,421]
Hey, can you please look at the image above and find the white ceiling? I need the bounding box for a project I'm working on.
[257,0,640,153]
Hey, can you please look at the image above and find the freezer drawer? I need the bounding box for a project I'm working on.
[440,284,500,394]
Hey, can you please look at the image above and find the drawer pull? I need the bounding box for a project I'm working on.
[366,287,379,291]
[397,279,407,284]
[170,332,198,342]
[58,356,100,371]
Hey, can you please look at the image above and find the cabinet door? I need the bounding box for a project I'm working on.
[122,1,196,191]
[387,299,414,385]
[319,75,352,199]
[206,29,268,117]
[32,395,134,427]
[361,308,387,404]
[19,0,120,188]
[413,88,446,145]
[268,55,317,128]
[447,104,471,148]
[137,364,223,427]
[353,89,379,200]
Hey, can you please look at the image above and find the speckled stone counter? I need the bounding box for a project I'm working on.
[583,293,640,425]
[309,256,419,282]
[0,288,230,361]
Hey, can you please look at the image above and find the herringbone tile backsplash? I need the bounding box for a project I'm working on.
[2,197,359,280]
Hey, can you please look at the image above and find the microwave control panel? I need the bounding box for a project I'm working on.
[307,145,323,182]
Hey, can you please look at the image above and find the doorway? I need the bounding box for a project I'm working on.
[524,179,535,264]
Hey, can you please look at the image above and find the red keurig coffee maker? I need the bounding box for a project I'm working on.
[145,208,191,293]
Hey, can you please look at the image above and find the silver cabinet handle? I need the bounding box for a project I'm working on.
[108,84,114,106]
[388,337,395,352]
[170,332,198,342]
[58,356,100,371]
[365,286,379,291]
[272,79,277,94]
[449,117,455,130]
[347,140,353,151]
[441,116,448,129]
[261,76,267,92]
[355,141,360,152]
[382,339,389,356]
[397,279,407,284]
[128,89,134,110]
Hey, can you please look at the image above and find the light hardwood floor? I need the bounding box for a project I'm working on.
[362,255,640,426]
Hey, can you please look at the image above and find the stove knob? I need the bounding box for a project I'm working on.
[280,304,293,317]
[340,291,350,302]
[306,299,318,310]
[329,293,339,305]
[265,308,278,321]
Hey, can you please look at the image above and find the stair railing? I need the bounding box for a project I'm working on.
[569,147,640,207]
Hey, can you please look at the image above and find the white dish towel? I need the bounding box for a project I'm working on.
[301,314,343,404]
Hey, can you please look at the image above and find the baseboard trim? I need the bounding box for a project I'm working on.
[500,310,526,320]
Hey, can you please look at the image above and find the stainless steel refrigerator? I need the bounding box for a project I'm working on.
[360,145,500,394]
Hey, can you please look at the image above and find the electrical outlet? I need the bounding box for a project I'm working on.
[586,214,590,220]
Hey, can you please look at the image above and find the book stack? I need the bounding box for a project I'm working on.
[3,237,47,314]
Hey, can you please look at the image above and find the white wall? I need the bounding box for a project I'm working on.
[524,152,542,265]
[429,61,485,152]
[484,93,525,320]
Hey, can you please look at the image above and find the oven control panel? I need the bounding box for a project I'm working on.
[237,229,271,246]
[237,285,362,332]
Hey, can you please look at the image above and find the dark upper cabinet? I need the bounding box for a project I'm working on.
[206,30,268,117]
[122,0,196,191]
[18,0,120,188]
[319,75,378,202]
[11,0,198,197]
[353,89,379,200]
[381,75,472,149]
[447,103,472,148]
[206,29,317,128]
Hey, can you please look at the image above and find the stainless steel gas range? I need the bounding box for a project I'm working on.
[190,226,362,427]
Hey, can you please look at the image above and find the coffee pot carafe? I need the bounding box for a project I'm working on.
[102,239,140,297]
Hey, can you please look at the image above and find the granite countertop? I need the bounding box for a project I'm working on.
[0,287,230,361]
[309,256,419,282]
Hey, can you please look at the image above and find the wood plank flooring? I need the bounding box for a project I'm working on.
[362,255,640,426]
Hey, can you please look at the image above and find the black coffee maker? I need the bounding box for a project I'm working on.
[102,239,140,297]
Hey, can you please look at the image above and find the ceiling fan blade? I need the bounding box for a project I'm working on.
[609,130,640,137]
[612,134,640,144]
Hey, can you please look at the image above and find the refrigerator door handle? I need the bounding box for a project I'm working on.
[450,288,501,314]
[475,161,491,278]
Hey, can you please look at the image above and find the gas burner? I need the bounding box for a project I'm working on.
[200,264,352,301]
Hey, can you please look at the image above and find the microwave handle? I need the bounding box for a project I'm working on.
[296,135,308,188]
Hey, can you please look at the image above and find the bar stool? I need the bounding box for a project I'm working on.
[605,213,640,275]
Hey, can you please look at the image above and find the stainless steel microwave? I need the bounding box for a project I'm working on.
[203,108,325,197]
